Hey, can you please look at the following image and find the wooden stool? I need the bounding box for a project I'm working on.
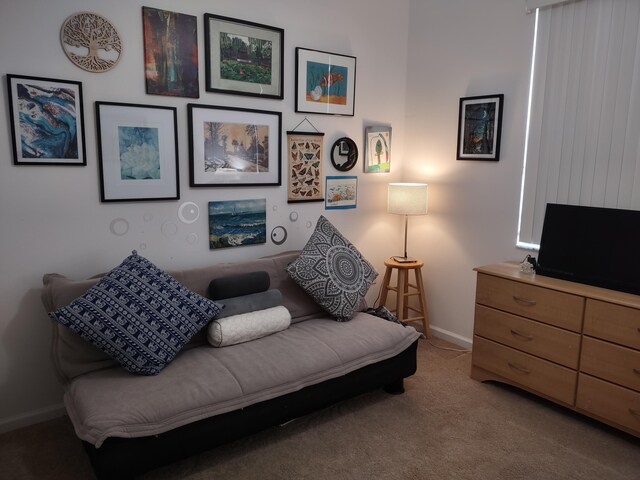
[378,258,431,338]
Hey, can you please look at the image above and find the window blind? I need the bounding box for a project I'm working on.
[518,0,640,248]
[525,0,581,14]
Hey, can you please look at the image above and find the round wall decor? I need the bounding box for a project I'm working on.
[270,226,288,245]
[60,12,122,72]
[178,202,200,224]
[330,137,358,171]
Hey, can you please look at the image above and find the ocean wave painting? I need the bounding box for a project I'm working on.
[208,198,266,249]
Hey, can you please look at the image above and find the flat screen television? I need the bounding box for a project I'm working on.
[536,203,640,296]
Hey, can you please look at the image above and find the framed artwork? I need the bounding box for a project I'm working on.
[364,126,391,173]
[143,7,199,98]
[295,47,356,116]
[95,102,179,202]
[457,94,504,161]
[208,198,266,249]
[286,131,324,203]
[325,176,357,210]
[204,14,284,99]
[188,104,281,187]
[6,74,86,166]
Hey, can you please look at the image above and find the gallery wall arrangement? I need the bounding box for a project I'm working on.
[5,6,395,250]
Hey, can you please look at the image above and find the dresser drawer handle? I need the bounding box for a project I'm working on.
[633,368,640,376]
[513,295,537,306]
[630,408,640,421]
[510,329,534,341]
[508,362,531,375]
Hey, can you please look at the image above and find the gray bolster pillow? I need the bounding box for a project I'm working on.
[216,289,283,319]
[208,271,270,300]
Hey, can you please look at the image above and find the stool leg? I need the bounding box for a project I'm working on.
[378,266,393,308]
[414,267,431,338]
[396,268,407,322]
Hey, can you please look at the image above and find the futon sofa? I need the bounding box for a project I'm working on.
[41,245,420,479]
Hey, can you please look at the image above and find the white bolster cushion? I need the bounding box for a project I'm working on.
[207,305,291,347]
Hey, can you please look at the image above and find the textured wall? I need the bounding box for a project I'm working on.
[0,0,411,430]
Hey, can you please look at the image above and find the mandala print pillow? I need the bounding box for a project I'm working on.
[286,216,378,321]
[48,251,222,375]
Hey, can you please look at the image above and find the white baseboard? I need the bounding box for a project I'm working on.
[0,404,65,435]
[430,326,473,350]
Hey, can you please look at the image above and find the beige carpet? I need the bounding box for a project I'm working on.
[1,338,639,480]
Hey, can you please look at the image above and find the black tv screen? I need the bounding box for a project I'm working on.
[536,203,640,296]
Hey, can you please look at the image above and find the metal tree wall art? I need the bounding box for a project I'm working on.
[60,12,122,73]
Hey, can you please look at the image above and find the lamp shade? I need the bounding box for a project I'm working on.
[387,183,428,215]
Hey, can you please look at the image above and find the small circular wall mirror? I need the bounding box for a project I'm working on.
[330,137,358,171]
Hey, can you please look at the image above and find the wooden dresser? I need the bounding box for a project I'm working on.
[471,262,640,437]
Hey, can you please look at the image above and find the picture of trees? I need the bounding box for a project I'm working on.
[219,32,272,85]
[203,121,269,173]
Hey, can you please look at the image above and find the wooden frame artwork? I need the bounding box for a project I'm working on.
[95,102,179,202]
[204,14,284,99]
[143,7,199,98]
[286,131,324,203]
[6,74,86,166]
[457,94,504,161]
[188,103,282,187]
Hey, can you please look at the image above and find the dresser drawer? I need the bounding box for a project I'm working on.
[472,335,577,405]
[476,274,584,332]
[584,299,640,350]
[580,336,640,391]
[474,305,580,369]
[576,373,640,436]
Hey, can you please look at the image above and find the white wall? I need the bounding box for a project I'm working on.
[404,0,534,345]
[0,0,412,431]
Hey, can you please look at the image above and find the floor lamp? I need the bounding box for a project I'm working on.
[387,183,428,263]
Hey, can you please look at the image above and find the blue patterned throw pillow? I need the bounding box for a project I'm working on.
[286,216,378,322]
[48,251,222,375]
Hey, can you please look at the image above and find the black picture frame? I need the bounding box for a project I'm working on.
[6,74,86,166]
[204,14,284,99]
[188,103,282,187]
[295,47,357,116]
[456,94,504,161]
[95,101,180,202]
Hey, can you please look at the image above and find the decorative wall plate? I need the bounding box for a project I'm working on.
[61,12,122,72]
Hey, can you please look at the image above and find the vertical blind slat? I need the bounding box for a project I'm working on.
[518,0,640,247]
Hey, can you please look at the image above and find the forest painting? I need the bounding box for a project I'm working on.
[456,94,503,161]
[143,7,199,98]
[204,14,283,98]
[188,104,281,186]
[203,121,269,173]
[219,32,272,85]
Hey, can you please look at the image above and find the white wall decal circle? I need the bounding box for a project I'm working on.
[178,202,199,224]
